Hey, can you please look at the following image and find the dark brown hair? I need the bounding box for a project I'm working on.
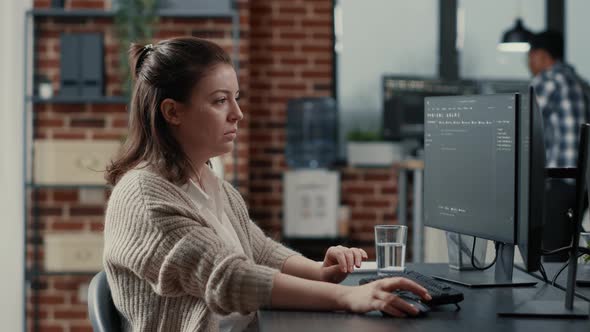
[105,37,232,185]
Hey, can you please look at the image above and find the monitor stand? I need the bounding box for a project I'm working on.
[497,210,590,318]
[431,243,538,288]
[497,250,590,318]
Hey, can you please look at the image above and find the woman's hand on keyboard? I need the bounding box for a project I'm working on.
[339,277,431,317]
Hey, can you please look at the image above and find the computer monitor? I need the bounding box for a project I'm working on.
[498,116,590,318]
[382,76,478,142]
[477,79,530,95]
[516,87,545,273]
[423,91,543,287]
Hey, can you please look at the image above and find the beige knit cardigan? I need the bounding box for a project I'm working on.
[103,167,299,331]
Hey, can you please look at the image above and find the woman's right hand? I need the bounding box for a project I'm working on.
[339,277,432,318]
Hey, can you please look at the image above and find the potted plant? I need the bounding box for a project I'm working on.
[346,129,404,167]
[113,0,159,96]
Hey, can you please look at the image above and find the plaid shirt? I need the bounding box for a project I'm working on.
[531,62,587,168]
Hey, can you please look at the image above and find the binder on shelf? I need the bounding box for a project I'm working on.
[59,33,79,96]
[59,32,104,97]
[80,34,103,97]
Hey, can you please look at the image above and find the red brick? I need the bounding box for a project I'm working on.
[278,4,307,15]
[312,32,333,39]
[38,294,65,305]
[69,0,105,10]
[33,190,49,202]
[53,132,86,139]
[344,185,375,195]
[70,118,105,128]
[270,44,296,52]
[71,326,93,332]
[52,221,85,231]
[268,69,294,78]
[381,186,397,195]
[383,214,398,222]
[364,173,393,182]
[301,71,332,79]
[362,199,393,208]
[301,45,332,53]
[250,133,272,142]
[53,104,86,113]
[70,206,105,216]
[38,207,63,217]
[53,190,78,202]
[34,0,50,8]
[314,7,333,15]
[277,83,306,90]
[37,324,63,332]
[90,104,127,113]
[52,280,81,291]
[37,59,61,69]
[112,119,129,128]
[281,57,308,65]
[280,32,307,39]
[92,133,124,140]
[34,104,51,113]
[301,19,332,28]
[54,310,88,320]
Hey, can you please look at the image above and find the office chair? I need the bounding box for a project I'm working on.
[88,270,123,332]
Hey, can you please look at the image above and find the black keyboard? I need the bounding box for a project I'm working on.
[358,270,464,307]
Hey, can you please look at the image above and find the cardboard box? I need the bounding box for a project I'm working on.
[33,140,120,185]
[44,233,104,272]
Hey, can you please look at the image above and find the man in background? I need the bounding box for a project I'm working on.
[528,30,589,261]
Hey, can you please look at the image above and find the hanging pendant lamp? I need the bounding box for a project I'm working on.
[498,18,533,52]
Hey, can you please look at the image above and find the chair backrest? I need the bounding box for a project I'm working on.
[88,270,123,332]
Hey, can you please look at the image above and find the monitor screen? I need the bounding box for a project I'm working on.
[382,77,477,141]
[424,94,517,243]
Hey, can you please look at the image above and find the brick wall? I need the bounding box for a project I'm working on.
[26,188,108,332]
[340,166,400,256]
[248,0,334,238]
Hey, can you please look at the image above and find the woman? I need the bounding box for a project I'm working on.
[104,37,430,332]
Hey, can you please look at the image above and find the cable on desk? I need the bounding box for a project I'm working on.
[541,245,572,256]
[471,237,498,271]
[538,262,548,283]
[551,252,585,286]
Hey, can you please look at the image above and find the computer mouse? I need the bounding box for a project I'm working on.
[380,291,430,317]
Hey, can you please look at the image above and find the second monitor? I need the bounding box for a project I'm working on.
[423,91,544,287]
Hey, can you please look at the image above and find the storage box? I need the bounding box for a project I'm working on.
[44,233,104,272]
[347,142,404,167]
[33,140,120,185]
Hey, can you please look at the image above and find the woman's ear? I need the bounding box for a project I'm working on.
[160,98,182,126]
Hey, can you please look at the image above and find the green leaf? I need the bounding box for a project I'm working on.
[347,128,382,142]
[114,0,160,96]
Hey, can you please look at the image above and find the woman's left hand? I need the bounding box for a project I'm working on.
[320,245,369,283]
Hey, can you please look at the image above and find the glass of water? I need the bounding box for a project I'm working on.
[375,225,408,275]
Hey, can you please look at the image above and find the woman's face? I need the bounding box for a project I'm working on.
[173,64,243,161]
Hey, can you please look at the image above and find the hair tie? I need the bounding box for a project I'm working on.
[136,44,155,75]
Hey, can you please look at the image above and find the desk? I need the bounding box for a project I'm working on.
[258,263,590,332]
[526,263,590,302]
